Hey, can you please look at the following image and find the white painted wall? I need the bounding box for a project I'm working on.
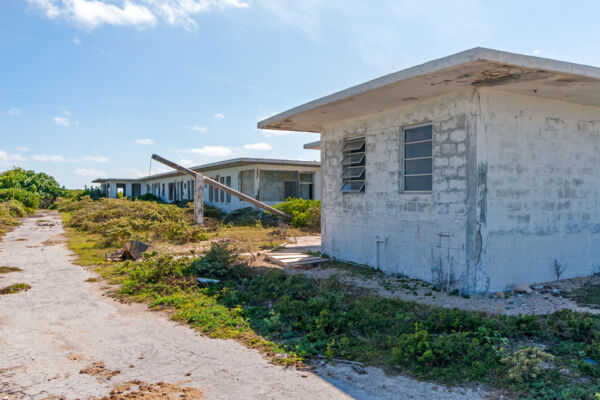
[320,90,476,287]
[320,87,600,293]
[100,163,321,214]
[481,89,600,291]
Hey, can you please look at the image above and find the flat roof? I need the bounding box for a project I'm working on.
[303,140,321,150]
[93,157,320,183]
[258,47,600,133]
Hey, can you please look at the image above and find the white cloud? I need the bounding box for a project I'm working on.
[146,0,249,31]
[178,158,194,166]
[85,155,109,162]
[186,125,207,132]
[32,154,78,162]
[532,49,541,55]
[53,116,71,126]
[0,150,26,163]
[28,0,60,18]
[8,107,21,116]
[17,146,31,153]
[27,0,249,31]
[186,146,233,157]
[256,0,322,40]
[73,36,82,45]
[75,168,106,177]
[243,142,272,151]
[134,138,154,145]
[213,113,225,120]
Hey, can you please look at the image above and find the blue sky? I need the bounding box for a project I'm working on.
[1,0,600,188]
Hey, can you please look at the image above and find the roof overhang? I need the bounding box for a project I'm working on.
[303,140,321,150]
[94,158,320,183]
[258,47,600,133]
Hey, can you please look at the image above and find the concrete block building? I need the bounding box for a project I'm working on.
[93,158,321,213]
[259,48,600,294]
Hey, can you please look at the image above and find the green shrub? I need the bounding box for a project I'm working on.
[501,346,554,384]
[0,188,40,209]
[0,167,67,204]
[273,198,320,229]
[64,197,207,246]
[204,203,226,220]
[224,207,261,226]
[136,193,161,202]
[188,242,248,280]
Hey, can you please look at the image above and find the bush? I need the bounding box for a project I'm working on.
[188,242,248,280]
[0,188,40,209]
[224,207,261,226]
[136,193,162,202]
[273,198,320,229]
[64,197,207,247]
[204,203,226,220]
[0,167,68,204]
[0,200,32,236]
[501,347,554,384]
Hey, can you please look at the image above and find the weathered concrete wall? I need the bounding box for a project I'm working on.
[240,170,254,196]
[321,90,478,288]
[481,89,600,291]
[259,171,297,202]
[104,163,321,214]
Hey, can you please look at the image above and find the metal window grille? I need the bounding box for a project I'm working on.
[341,137,365,193]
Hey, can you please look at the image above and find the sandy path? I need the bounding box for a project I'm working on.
[0,212,487,400]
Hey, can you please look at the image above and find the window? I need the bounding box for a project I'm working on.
[219,177,225,202]
[284,181,297,199]
[341,137,365,193]
[299,173,313,199]
[225,176,231,202]
[403,124,433,192]
[209,185,214,202]
[162,184,165,196]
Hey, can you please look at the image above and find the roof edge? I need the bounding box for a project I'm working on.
[257,47,600,132]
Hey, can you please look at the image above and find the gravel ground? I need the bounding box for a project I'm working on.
[0,212,489,400]
[279,236,599,316]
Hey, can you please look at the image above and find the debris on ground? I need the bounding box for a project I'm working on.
[196,277,220,285]
[107,240,149,261]
[79,361,120,381]
[92,380,203,400]
[514,284,533,294]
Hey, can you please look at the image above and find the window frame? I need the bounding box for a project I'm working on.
[340,136,366,194]
[402,123,433,193]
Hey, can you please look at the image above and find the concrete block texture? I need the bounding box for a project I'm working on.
[320,88,600,293]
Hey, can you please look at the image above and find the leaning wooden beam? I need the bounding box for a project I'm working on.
[151,154,291,220]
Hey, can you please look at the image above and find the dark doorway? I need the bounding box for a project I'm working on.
[132,183,141,198]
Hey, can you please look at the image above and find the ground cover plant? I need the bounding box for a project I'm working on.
[84,242,600,399]
[56,196,207,247]
[273,198,320,230]
[0,283,31,295]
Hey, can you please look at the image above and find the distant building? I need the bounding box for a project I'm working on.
[259,48,600,294]
[93,158,321,213]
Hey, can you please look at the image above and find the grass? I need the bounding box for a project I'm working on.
[570,284,600,309]
[58,197,600,399]
[0,283,31,294]
[71,239,600,399]
[0,266,23,273]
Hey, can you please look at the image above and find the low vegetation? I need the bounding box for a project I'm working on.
[57,195,600,399]
[0,283,31,295]
[273,198,320,230]
[55,196,207,247]
[0,199,32,237]
[77,241,599,399]
[0,266,23,273]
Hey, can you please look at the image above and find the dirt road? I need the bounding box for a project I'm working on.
[0,212,486,400]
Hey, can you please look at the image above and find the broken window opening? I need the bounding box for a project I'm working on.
[226,176,232,202]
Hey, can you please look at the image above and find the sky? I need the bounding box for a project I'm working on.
[1,0,600,188]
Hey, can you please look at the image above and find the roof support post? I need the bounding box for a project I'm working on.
[194,174,203,226]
